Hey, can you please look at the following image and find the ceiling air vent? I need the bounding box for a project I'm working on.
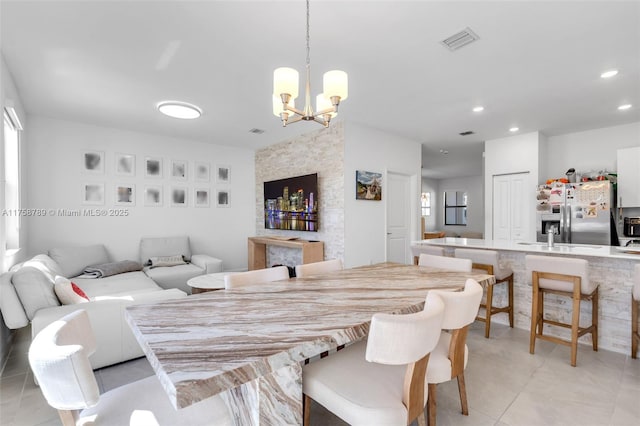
[249,128,265,134]
[441,27,480,51]
[459,130,474,136]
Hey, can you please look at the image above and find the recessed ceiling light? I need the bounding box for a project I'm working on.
[618,104,632,110]
[157,101,202,119]
[509,127,519,132]
[472,106,484,112]
[600,69,619,79]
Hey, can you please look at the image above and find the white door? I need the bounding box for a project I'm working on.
[493,172,530,242]
[387,173,411,264]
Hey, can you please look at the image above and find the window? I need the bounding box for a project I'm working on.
[444,190,467,225]
[4,108,21,250]
[421,192,431,216]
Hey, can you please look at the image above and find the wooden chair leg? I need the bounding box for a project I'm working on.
[530,273,539,355]
[427,383,437,426]
[592,287,598,352]
[484,284,493,338]
[57,410,78,426]
[633,294,639,359]
[457,373,468,416]
[303,394,311,426]
[537,289,544,336]
[508,275,514,327]
[570,281,581,367]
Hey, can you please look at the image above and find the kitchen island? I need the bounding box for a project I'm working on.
[411,238,639,355]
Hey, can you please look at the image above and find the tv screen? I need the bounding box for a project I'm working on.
[264,173,318,232]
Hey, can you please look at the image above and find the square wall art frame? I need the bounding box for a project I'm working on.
[82,151,104,174]
[82,182,105,205]
[145,157,163,178]
[144,185,163,207]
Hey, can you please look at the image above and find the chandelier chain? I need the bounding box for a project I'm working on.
[306,0,310,67]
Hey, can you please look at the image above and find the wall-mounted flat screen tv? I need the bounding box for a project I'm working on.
[264,173,318,232]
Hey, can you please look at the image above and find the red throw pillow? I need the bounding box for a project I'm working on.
[54,277,90,305]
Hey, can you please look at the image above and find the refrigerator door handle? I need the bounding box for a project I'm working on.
[560,205,565,243]
[566,204,572,243]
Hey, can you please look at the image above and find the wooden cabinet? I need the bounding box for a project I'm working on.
[617,147,640,207]
[248,237,324,270]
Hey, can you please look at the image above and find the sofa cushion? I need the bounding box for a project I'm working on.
[49,245,110,278]
[73,271,161,299]
[140,236,192,264]
[149,255,186,268]
[144,263,203,292]
[17,254,64,280]
[12,266,60,320]
[54,277,89,305]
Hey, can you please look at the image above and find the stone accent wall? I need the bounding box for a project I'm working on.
[255,122,345,269]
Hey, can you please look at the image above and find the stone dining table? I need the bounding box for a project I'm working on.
[125,262,495,425]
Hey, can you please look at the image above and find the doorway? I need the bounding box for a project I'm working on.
[387,172,413,264]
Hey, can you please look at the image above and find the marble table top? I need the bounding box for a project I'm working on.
[125,262,495,410]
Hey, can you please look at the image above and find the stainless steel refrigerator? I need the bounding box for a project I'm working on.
[535,181,614,245]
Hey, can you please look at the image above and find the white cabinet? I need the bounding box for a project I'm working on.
[617,147,640,207]
[492,172,530,242]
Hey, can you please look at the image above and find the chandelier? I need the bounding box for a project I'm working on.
[273,0,348,127]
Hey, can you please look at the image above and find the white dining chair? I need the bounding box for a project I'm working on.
[412,245,445,264]
[295,259,343,277]
[632,263,640,358]
[28,310,232,426]
[418,253,472,272]
[224,265,289,289]
[426,279,483,426]
[302,292,445,426]
[454,248,514,338]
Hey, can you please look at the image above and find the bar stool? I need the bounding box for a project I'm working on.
[632,264,640,359]
[525,255,598,367]
[454,248,514,338]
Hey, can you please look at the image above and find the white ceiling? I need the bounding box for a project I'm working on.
[2,1,639,179]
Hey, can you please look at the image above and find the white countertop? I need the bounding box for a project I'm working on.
[411,237,640,260]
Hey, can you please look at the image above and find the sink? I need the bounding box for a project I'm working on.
[517,242,602,249]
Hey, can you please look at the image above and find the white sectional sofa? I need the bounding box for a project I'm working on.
[0,237,223,369]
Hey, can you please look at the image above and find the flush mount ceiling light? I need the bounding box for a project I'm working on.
[157,101,202,119]
[618,104,632,110]
[600,69,619,79]
[273,0,348,127]
[472,106,484,112]
[509,127,520,133]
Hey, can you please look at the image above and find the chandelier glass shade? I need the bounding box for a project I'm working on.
[272,0,348,127]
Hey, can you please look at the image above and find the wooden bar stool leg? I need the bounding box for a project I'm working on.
[508,275,514,328]
[530,272,540,355]
[633,294,639,359]
[537,289,544,336]
[303,394,311,426]
[592,287,598,352]
[484,284,493,338]
[570,279,581,367]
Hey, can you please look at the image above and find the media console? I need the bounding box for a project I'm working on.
[248,237,324,270]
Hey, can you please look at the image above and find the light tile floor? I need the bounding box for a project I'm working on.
[1,322,639,426]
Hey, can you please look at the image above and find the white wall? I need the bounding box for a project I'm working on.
[25,116,255,271]
[437,175,484,236]
[546,122,640,179]
[484,131,543,240]
[344,122,422,267]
